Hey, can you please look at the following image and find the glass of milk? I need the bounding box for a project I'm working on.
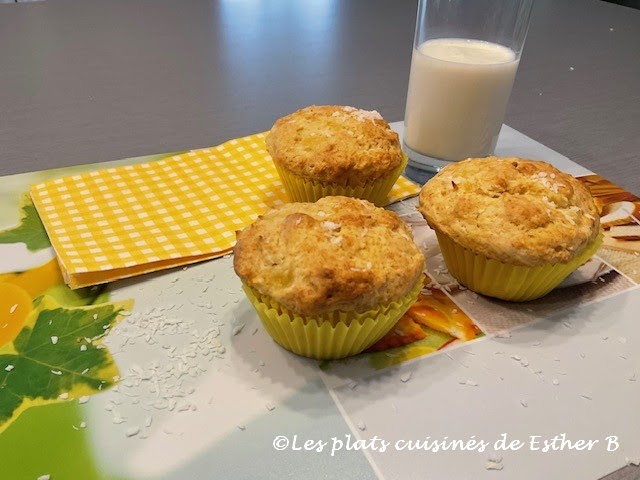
[403,0,534,178]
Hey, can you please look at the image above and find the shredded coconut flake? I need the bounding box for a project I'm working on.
[485,461,504,471]
[346,107,382,122]
[321,221,341,230]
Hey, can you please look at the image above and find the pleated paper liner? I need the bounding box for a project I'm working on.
[274,155,408,207]
[242,274,424,360]
[435,230,604,302]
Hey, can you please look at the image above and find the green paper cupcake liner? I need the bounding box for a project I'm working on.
[242,274,423,359]
[435,230,603,302]
[274,155,408,207]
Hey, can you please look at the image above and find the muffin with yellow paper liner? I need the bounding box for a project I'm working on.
[233,196,425,359]
[265,105,407,207]
[418,157,602,302]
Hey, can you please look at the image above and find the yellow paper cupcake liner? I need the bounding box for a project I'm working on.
[274,155,408,207]
[435,231,604,302]
[242,275,424,360]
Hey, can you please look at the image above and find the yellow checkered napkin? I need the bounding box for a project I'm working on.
[30,132,420,289]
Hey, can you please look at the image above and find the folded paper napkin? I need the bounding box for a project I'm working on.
[30,132,420,289]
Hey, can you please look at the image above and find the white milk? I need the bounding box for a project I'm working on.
[404,38,519,162]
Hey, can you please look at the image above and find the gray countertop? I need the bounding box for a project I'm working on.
[0,1,639,479]
[0,0,638,194]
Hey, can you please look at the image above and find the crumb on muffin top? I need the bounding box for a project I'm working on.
[418,157,601,266]
[264,105,405,185]
[233,196,425,315]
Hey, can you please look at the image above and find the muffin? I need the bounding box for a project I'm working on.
[418,157,602,301]
[233,196,425,359]
[265,105,407,206]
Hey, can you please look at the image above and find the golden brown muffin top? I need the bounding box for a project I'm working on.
[265,105,405,185]
[418,157,600,266]
[233,196,425,315]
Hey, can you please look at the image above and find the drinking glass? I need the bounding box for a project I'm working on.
[403,0,534,179]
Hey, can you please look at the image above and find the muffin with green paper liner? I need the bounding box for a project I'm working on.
[265,105,407,207]
[233,196,425,359]
[417,157,602,302]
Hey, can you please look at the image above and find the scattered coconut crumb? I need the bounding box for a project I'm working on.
[520,399,528,408]
[4,365,14,372]
[357,420,367,431]
[231,324,245,336]
[459,379,478,387]
[112,415,126,424]
[552,379,560,386]
[51,336,59,345]
[37,475,51,480]
[485,461,504,471]
[125,426,140,437]
[9,304,18,314]
[400,372,412,383]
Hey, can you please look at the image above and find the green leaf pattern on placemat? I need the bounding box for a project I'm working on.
[0,193,51,251]
[0,295,133,434]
